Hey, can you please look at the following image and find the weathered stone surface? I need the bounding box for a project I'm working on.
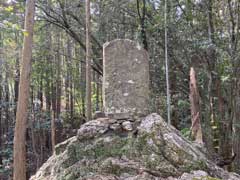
[103,39,150,116]
[180,170,208,179]
[107,112,130,120]
[31,113,240,180]
[93,111,106,119]
[109,123,121,131]
[121,121,133,131]
[77,118,116,140]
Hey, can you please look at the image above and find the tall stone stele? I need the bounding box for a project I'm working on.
[103,39,150,116]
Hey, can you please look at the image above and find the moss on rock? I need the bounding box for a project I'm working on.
[30,114,240,180]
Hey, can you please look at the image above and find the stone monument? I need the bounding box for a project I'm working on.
[103,39,150,117]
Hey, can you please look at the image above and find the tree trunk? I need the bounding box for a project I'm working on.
[30,112,39,170]
[96,72,100,111]
[45,72,52,113]
[0,65,2,165]
[189,67,203,144]
[201,47,216,159]
[136,0,148,50]
[80,59,86,117]
[56,32,62,119]
[70,80,74,121]
[14,32,20,116]
[37,77,43,109]
[45,0,52,113]
[65,64,70,113]
[207,0,215,43]
[69,61,74,121]
[51,109,56,154]
[13,0,35,180]
[170,63,178,129]
[4,72,9,134]
[203,1,217,159]
[86,0,92,121]
[0,32,3,165]
[65,37,71,114]
[233,80,240,173]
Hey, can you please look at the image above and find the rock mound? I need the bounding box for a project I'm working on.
[30,114,240,180]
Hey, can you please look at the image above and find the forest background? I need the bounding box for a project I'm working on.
[0,0,240,179]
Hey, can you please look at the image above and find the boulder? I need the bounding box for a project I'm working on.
[30,114,240,180]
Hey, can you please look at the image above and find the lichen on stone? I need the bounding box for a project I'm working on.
[30,114,240,180]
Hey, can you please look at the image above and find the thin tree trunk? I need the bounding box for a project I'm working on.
[30,112,39,170]
[165,0,171,124]
[4,72,9,134]
[51,31,57,118]
[136,0,148,50]
[204,0,217,159]
[66,37,74,121]
[189,67,203,144]
[80,60,86,117]
[203,68,215,158]
[51,78,56,116]
[65,37,71,114]
[96,72,100,111]
[45,0,52,113]
[56,32,62,119]
[65,68,70,113]
[216,80,233,170]
[38,77,43,109]
[86,0,92,121]
[207,0,215,43]
[51,109,56,154]
[70,76,74,121]
[14,32,20,116]
[45,75,51,113]
[0,61,2,165]
[233,81,240,173]
[170,64,178,129]
[0,103,2,165]
[13,0,35,179]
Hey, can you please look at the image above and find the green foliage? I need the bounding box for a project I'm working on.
[0,139,13,178]
[0,2,25,34]
[181,128,191,139]
[178,99,190,108]
[1,0,240,177]
[61,112,85,128]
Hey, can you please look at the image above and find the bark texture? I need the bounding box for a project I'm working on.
[13,0,35,180]
[189,67,203,144]
[86,0,92,121]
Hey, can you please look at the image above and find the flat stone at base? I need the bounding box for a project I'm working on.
[93,111,106,119]
[106,112,130,120]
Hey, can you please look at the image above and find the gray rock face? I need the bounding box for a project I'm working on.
[30,114,240,180]
[103,39,150,116]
